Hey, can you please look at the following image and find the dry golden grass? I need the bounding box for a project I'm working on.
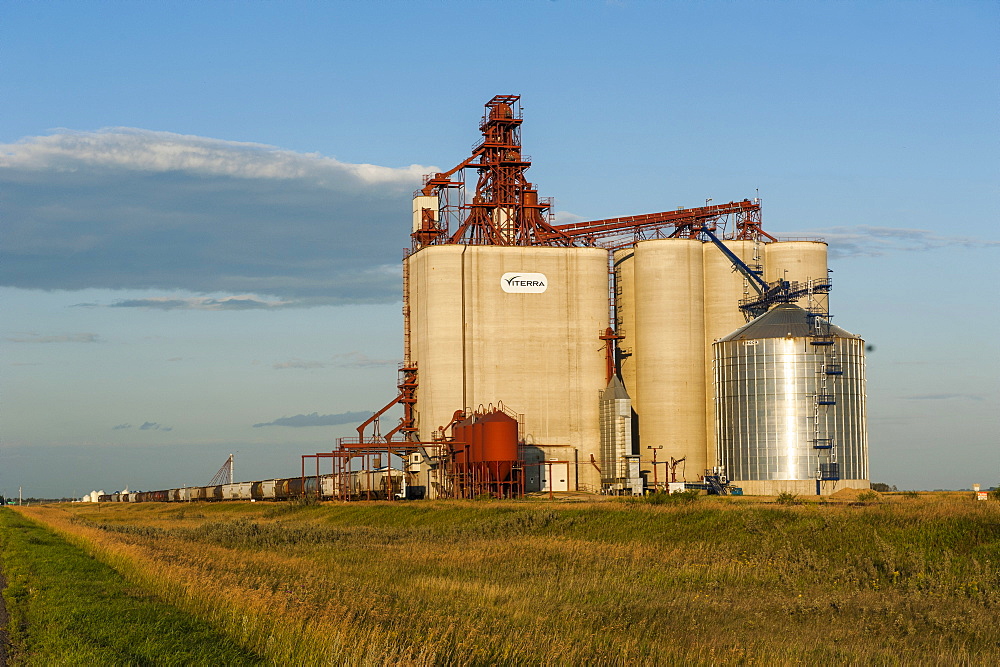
[14,493,1000,665]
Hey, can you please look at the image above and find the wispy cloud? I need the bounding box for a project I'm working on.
[270,351,399,370]
[113,421,173,431]
[553,210,586,225]
[900,393,985,401]
[802,226,1000,259]
[108,295,291,310]
[139,421,173,431]
[6,332,101,343]
[252,411,371,428]
[0,128,432,304]
[332,351,399,368]
[272,359,327,370]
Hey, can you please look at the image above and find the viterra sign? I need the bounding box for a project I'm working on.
[500,273,548,293]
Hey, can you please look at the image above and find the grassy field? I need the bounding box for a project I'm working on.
[3,493,999,665]
[0,508,263,665]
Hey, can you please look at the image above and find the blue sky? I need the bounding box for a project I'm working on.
[2,1,997,497]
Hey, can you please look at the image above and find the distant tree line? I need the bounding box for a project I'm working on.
[0,496,76,505]
[870,482,897,492]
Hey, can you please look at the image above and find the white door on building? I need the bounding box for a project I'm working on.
[540,461,569,492]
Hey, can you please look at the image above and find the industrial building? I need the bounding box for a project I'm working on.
[383,94,869,498]
[99,95,870,503]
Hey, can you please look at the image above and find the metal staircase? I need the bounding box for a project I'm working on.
[806,276,840,486]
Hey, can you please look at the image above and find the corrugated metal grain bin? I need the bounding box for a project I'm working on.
[714,303,868,495]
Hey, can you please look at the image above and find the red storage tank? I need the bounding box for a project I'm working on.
[470,414,484,474]
[478,410,518,481]
[453,417,472,473]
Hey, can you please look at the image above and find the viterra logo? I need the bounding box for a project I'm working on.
[500,272,548,293]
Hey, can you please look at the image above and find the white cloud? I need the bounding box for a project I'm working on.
[0,129,433,303]
[0,128,429,185]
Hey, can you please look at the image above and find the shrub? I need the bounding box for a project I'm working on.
[644,489,698,504]
[856,490,879,503]
[775,492,799,505]
[644,491,670,504]
[673,489,700,503]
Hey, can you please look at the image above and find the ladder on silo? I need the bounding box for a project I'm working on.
[741,238,765,318]
[612,260,632,365]
[807,276,840,483]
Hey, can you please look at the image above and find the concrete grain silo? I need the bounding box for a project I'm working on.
[614,239,708,484]
[407,244,609,491]
[765,241,830,312]
[702,240,763,468]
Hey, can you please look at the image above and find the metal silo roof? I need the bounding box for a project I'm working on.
[601,376,631,400]
[718,303,861,342]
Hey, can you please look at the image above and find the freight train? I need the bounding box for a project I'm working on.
[97,470,410,503]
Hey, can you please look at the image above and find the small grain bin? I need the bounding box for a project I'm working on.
[713,303,869,495]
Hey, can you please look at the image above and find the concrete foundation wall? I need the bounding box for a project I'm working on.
[734,478,870,497]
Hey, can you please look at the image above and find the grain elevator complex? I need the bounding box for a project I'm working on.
[93,95,870,504]
[386,94,869,499]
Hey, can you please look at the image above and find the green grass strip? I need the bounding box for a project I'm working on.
[0,508,264,666]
